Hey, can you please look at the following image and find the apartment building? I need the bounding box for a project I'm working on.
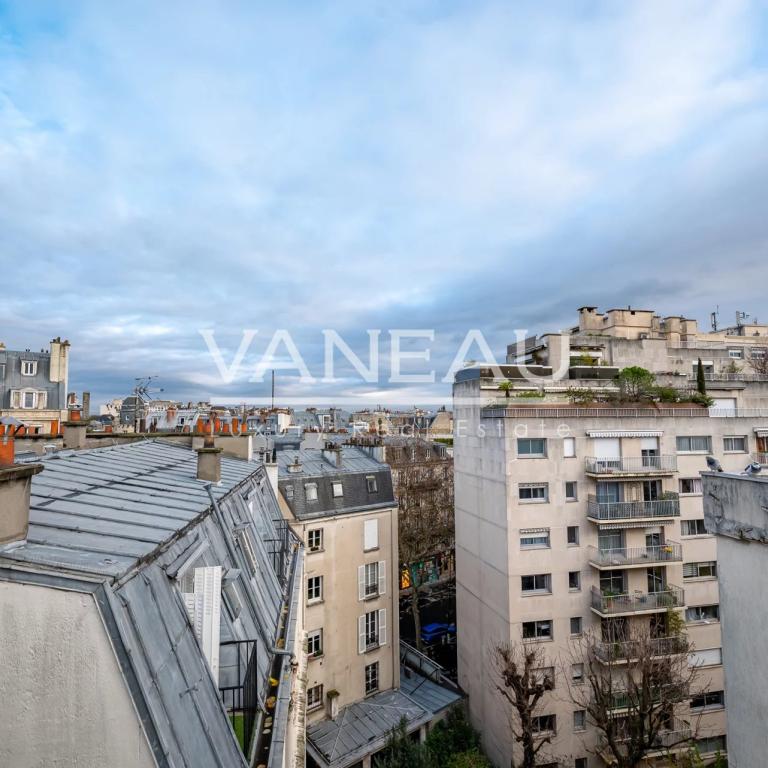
[277,445,461,768]
[454,307,768,767]
[0,337,70,433]
[0,436,303,768]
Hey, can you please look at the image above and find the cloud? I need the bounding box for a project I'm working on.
[0,0,767,405]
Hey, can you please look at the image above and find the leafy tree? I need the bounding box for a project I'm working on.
[696,358,707,395]
[425,706,481,766]
[445,750,492,768]
[615,366,656,401]
[378,719,428,768]
[493,642,556,768]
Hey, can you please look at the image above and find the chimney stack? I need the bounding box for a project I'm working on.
[82,392,91,420]
[0,431,43,546]
[63,402,87,450]
[196,435,222,483]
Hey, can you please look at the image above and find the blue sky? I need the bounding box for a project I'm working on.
[1,0,767,406]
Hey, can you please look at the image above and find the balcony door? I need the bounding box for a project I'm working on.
[594,437,621,470]
[600,570,626,595]
[647,566,666,594]
[598,529,624,552]
[641,437,659,468]
[597,482,622,503]
[645,528,664,548]
[642,479,661,501]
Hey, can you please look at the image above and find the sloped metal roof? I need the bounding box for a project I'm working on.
[0,440,301,768]
[398,666,462,715]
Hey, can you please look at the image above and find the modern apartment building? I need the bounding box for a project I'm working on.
[0,337,70,433]
[276,445,461,768]
[454,306,768,767]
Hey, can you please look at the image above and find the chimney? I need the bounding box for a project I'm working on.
[82,392,91,420]
[63,402,87,450]
[263,447,279,496]
[196,435,222,483]
[0,432,43,546]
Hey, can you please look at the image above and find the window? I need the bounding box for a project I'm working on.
[686,604,719,623]
[571,663,584,683]
[728,348,743,359]
[307,684,323,711]
[307,575,323,603]
[690,691,724,711]
[575,759,588,768]
[676,436,712,453]
[520,528,550,549]
[359,561,385,599]
[307,629,323,658]
[568,571,581,592]
[723,435,747,452]
[364,519,379,551]
[284,485,294,500]
[696,736,727,756]
[531,714,556,734]
[332,481,344,498]
[21,360,37,376]
[563,437,576,458]
[684,561,717,579]
[366,475,378,493]
[573,710,586,731]
[518,438,547,457]
[307,528,323,551]
[365,661,379,695]
[521,574,551,595]
[751,347,767,359]
[681,519,708,536]
[567,526,580,546]
[570,616,582,636]
[519,483,549,503]
[679,478,702,495]
[305,482,318,501]
[565,481,578,501]
[22,391,36,409]
[358,608,386,652]
[522,620,552,641]
[534,666,555,688]
[236,528,259,576]
[689,647,722,667]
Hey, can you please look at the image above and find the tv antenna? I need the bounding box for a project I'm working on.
[132,376,164,432]
[710,306,719,332]
[736,311,750,328]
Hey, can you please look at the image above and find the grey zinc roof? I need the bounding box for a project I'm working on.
[277,446,395,520]
[4,440,256,577]
[0,440,301,768]
[398,666,463,714]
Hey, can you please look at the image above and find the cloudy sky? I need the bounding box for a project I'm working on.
[1,0,767,407]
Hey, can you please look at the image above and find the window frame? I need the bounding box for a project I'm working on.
[307,628,323,658]
[305,482,318,502]
[676,435,712,453]
[568,571,581,592]
[517,438,547,458]
[366,475,378,493]
[518,483,549,503]
[573,710,586,732]
[683,561,717,580]
[723,435,747,453]
[307,528,323,552]
[681,519,708,537]
[21,359,38,376]
[565,481,578,501]
[570,616,583,636]
[685,604,719,624]
[567,526,580,546]
[521,573,552,595]
[307,575,323,603]
[522,619,553,642]
[332,481,344,498]
[563,437,576,458]
[520,528,550,549]
[307,684,324,711]
[690,690,725,712]
[364,661,380,696]
[679,477,703,495]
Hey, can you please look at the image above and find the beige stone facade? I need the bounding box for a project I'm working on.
[455,307,768,767]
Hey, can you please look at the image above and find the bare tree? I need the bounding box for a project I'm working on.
[391,440,454,649]
[565,623,703,768]
[747,351,768,375]
[492,642,556,768]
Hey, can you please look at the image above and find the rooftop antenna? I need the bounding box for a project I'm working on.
[736,311,749,327]
[132,376,163,433]
[710,306,719,332]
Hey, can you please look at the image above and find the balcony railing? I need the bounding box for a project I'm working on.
[588,542,682,568]
[753,452,768,466]
[599,718,692,754]
[594,635,689,663]
[585,456,677,474]
[591,585,684,615]
[704,372,768,382]
[482,405,768,418]
[587,494,680,522]
[219,639,259,755]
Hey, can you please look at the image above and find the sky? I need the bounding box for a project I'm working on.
[1,0,767,407]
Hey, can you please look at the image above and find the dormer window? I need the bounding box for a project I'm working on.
[21,360,37,376]
[366,475,378,493]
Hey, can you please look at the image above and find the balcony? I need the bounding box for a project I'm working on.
[590,585,684,617]
[598,719,692,761]
[219,639,258,755]
[585,456,677,476]
[587,494,680,524]
[594,635,689,664]
[588,542,682,570]
[753,452,768,466]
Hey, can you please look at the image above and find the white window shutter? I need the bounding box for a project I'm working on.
[188,566,222,685]
[378,608,387,646]
[358,615,366,654]
[10,390,20,408]
[358,565,365,601]
[364,519,378,550]
[378,560,386,595]
[37,390,47,409]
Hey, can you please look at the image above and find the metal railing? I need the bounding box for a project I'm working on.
[594,635,689,662]
[704,372,768,382]
[600,719,692,753]
[588,542,682,568]
[585,456,677,474]
[219,639,259,755]
[483,405,768,418]
[591,585,684,615]
[752,452,768,466]
[587,494,680,521]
